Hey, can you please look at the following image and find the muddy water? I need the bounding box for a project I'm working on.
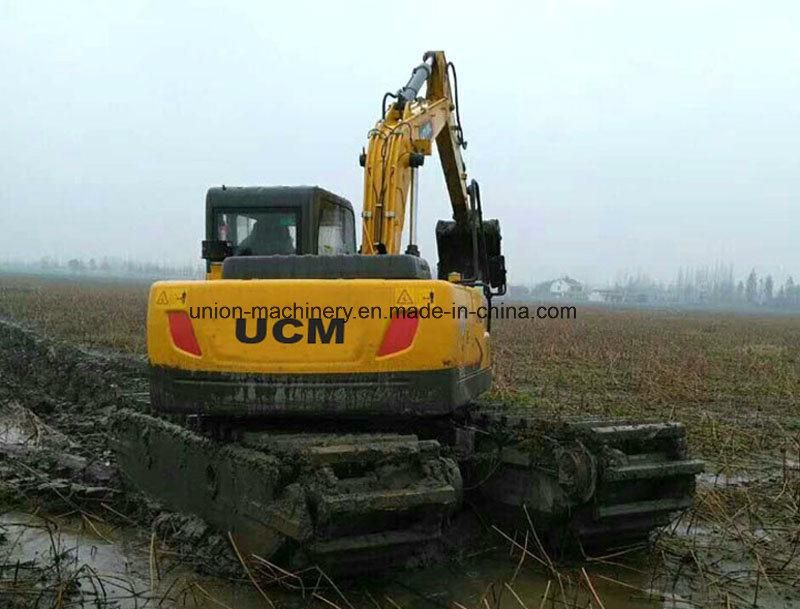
[0,511,681,609]
[374,558,674,609]
[0,511,275,608]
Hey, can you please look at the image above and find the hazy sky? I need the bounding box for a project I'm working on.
[1,1,798,285]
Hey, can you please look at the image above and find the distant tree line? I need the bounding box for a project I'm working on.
[0,256,203,279]
[624,264,800,310]
[506,263,800,311]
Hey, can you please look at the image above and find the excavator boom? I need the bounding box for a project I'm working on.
[361,51,469,256]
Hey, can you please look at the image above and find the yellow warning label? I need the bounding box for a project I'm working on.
[393,288,435,306]
[396,289,414,305]
[155,289,188,308]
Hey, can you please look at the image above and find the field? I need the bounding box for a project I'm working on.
[3,274,797,455]
[1,272,799,608]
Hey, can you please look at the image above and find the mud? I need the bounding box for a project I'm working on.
[0,319,242,577]
[0,511,269,608]
[1,508,672,609]
[1,316,795,609]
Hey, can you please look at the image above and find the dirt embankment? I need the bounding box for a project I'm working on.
[0,318,240,576]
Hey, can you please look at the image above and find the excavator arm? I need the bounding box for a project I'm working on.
[360,51,469,256]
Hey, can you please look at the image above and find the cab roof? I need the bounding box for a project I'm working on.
[205,186,353,213]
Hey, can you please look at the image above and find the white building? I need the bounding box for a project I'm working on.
[548,276,584,298]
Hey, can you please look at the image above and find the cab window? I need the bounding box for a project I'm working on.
[216,210,299,255]
[318,200,355,255]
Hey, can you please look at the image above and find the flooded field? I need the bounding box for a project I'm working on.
[1,509,685,609]
[1,511,271,608]
[7,501,796,609]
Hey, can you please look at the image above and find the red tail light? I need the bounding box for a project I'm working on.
[167,311,202,356]
[377,316,419,356]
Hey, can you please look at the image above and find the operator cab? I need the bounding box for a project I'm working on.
[203,186,356,268]
[202,186,432,281]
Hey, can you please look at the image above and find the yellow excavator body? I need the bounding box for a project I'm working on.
[148,279,489,375]
[146,275,492,416]
[111,51,701,574]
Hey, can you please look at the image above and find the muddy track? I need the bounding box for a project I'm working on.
[0,318,242,576]
[0,318,145,477]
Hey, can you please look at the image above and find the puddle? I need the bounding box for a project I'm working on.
[0,512,267,608]
[665,520,800,609]
[0,424,26,445]
[698,471,754,487]
[0,402,70,450]
[696,460,785,488]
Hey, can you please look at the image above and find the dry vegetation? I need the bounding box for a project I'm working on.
[491,307,800,456]
[1,272,800,607]
[490,308,800,607]
[0,274,148,353]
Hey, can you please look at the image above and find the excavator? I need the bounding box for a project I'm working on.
[113,51,703,573]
